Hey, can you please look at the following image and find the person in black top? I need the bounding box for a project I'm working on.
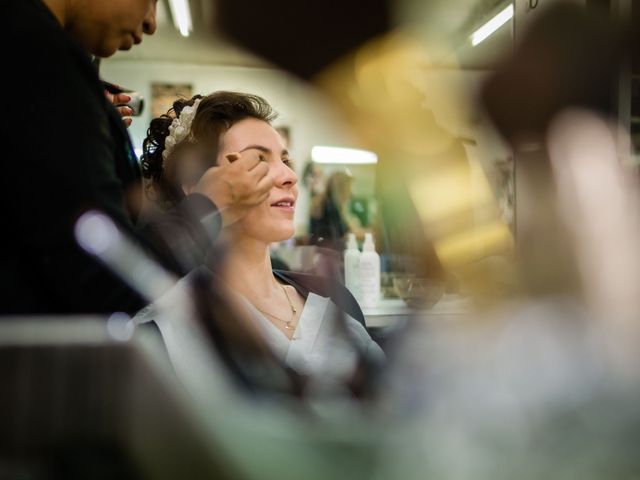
[1,0,272,315]
[309,170,368,250]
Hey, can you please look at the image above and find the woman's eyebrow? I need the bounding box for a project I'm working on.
[239,144,271,154]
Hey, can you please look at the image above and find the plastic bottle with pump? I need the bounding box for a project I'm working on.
[359,232,380,308]
[343,233,360,300]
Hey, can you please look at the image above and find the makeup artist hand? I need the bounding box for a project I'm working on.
[194,151,273,227]
[105,91,133,128]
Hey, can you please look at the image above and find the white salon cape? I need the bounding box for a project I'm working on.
[240,292,384,380]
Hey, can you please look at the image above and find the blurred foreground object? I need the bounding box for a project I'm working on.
[547,108,640,371]
[312,32,514,304]
[479,0,631,300]
[481,1,626,148]
[0,318,237,479]
[215,0,392,79]
[367,6,640,478]
[376,93,640,480]
[478,1,640,371]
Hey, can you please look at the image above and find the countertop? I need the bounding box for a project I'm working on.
[362,294,472,328]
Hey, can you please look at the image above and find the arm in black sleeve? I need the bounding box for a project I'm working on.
[141,193,223,276]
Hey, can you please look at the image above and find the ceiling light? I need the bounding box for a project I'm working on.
[311,146,378,165]
[168,0,192,37]
[470,4,513,47]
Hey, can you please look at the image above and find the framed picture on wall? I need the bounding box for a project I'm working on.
[151,83,193,118]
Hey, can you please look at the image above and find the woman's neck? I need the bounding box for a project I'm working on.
[221,234,277,298]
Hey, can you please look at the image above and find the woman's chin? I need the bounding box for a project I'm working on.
[272,232,294,243]
[236,230,294,245]
[267,228,295,244]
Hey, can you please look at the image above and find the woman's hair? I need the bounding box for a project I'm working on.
[310,170,352,220]
[326,170,353,204]
[141,91,277,210]
[302,161,318,188]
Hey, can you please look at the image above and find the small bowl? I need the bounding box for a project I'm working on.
[393,276,445,309]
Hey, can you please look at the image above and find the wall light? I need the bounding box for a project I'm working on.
[168,0,193,37]
[311,146,378,165]
[470,4,513,47]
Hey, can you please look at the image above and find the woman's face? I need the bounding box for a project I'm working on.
[219,118,298,243]
[68,0,158,57]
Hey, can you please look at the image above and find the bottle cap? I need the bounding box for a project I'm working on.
[363,232,375,252]
[346,232,358,250]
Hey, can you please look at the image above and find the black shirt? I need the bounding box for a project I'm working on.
[0,0,221,314]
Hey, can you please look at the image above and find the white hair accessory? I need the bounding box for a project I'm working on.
[162,98,202,164]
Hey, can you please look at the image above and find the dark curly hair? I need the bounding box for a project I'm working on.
[140,91,277,210]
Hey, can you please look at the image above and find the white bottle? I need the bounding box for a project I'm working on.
[344,233,360,300]
[359,232,380,308]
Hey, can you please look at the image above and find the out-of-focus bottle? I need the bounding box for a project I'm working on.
[359,233,380,308]
[344,233,360,300]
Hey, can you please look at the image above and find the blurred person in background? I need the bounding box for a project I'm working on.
[301,161,326,244]
[309,169,370,250]
[1,0,272,315]
[302,161,327,207]
[137,91,384,379]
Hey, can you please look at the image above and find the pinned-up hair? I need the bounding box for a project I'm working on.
[141,91,277,210]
